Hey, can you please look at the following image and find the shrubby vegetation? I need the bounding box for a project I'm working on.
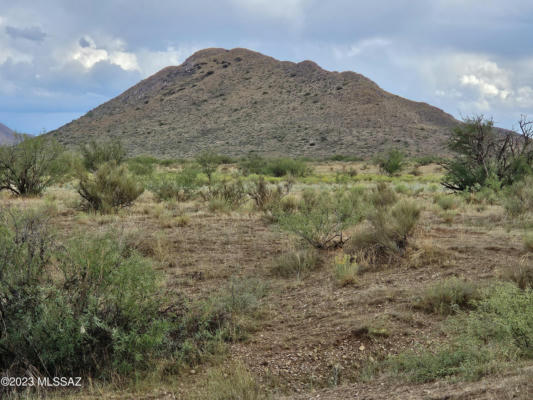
[0,207,267,384]
[276,188,363,249]
[80,139,126,171]
[442,116,533,191]
[0,136,65,196]
[374,149,405,176]
[389,283,533,382]
[77,161,144,212]
[239,155,309,177]
[148,167,203,201]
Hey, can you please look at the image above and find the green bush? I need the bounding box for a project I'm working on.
[346,199,420,262]
[202,179,248,211]
[148,167,202,201]
[434,194,460,211]
[0,136,65,196]
[248,177,292,214]
[368,182,397,209]
[442,116,533,191]
[0,210,168,378]
[334,254,359,286]
[0,208,268,384]
[271,248,320,278]
[77,161,144,212]
[126,156,159,176]
[503,176,533,217]
[375,149,405,175]
[80,139,126,172]
[239,155,309,177]
[413,278,481,315]
[389,283,533,382]
[503,262,533,290]
[276,189,363,249]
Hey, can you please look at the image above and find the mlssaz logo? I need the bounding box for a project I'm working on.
[37,377,82,387]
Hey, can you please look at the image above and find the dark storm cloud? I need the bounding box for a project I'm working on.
[5,25,46,42]
[0,0,532,133]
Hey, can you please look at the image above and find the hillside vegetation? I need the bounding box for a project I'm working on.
[48,48,457,159]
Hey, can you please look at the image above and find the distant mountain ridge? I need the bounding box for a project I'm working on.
[0,122,17,145]
[49,47,458,158]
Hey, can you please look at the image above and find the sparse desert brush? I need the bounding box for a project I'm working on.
[413,278,481,315]
[276,188,363,249]
[406,239,452,269]
[374,148,405,176]
[239,155,309,177]
[191,362,268,400]
[394,183,410,195]
[503,176,533,217]
[248,176,291,214]
[503,257,533,289]
[390,283,533,382]
[80,138,126,171]
[77,161,144,213]
[334,254,359,286]
[439,210,456,224]
[148,167,202,201]
[368,182,397,209]
[434,194,460,210]
[202,179,248,210]
[345,199,420,265]
[270,248,320,278]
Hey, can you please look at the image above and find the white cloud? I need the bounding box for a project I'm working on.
[69,36,140,71]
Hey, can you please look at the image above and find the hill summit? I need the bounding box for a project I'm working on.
[49,48,457,158]
[0,122,17,145]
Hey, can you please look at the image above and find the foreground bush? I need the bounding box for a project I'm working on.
[77,161,144,212]
[270,248,320,278]
[413,278,480,315]
[0,136,65,196]
[0,208,267,384]
[389,283,533,382]
[346,199,421,263]
[276,189,363,249]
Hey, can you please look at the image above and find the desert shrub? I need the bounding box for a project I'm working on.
[346,199,420,263]
[374,149,405,175]
[148,167,202,201]
[248,176,292,214]
[126,156,158,176]
[389,283,533,382]
[270,248,320,278]
[503,261,533,290]
[0,210,169,379]
[239,155,309,177]
[276,189,363,249]
[80,139,126,172]
[202,179,248,210]
[442,116,533,191]
[192,363,268,400]
[334,254,359,286]
[413,278,481,315]
[414,155,443,166]
[368,182,397,209]
[0,136,65,196]
[394,183,410,195]
[196,151,228,183]
[503,176,533,217]
[328,154,363,162]
[77,161,144,212]
[434,194,460,210]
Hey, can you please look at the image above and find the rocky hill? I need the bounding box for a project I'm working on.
[0,122,17,145]
[48,48,458,158]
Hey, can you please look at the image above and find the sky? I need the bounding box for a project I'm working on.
[1,0,532,134]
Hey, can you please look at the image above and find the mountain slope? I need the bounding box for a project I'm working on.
[0,122,17,145]
[49,48,457,158]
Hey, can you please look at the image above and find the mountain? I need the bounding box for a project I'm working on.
[48,48,458,159]
[0,122,17,145]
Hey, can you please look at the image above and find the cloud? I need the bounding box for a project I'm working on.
[5,25,46,42]
[229,0,309,21]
